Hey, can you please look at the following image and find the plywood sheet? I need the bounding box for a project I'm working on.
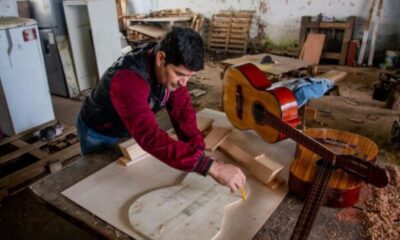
[299,33,326,65]
[62,109,296,240]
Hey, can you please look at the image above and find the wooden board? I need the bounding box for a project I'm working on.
[129,173,246,240]
[128,24,167,39]
[204,127,232,151]
[299,33,326,65]
[62,109,296,240]
[221,54,311,75]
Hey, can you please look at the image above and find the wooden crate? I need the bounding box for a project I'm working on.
[207,10,254,54]
[0,121,81,200]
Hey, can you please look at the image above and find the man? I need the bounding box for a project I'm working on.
[76,27,245,193]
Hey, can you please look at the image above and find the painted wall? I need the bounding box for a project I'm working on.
[0,0,18,17]
[128,0,400,51]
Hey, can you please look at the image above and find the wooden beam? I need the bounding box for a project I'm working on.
[204,127,232,152]
[250,154,284,185]
[218,137,285,188]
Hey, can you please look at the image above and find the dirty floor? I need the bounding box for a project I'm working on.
[1,61,399,239]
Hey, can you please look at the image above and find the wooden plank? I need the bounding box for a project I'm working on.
[0,127,77,165]
[304,107,318,122]
[219,138,253,169]
[318,70,347,84]
[298,16,311,57]
[204,127,232,152]
[321,52,341,60]
[220,138,284,187]
[340,16,356,65]
[319,22,351,29]
[368,0,383,66]
[221,54,311,75]
[128,173,243,240]
[10,139,49,159]
[250,154,284,185]
[299,33,326,65]
[118,139,148,166]
[128,24,167,39]
[196,117,214,133]
[0,120,57,146]
[209,43,229,48]
[358,0,378,65]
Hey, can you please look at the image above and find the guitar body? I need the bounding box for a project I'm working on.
[289,128,378,208]
[223,63,300,143]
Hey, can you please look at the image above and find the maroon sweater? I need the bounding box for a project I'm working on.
[109,69,213,175]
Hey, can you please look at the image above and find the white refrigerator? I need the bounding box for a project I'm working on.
[0,17,55,136]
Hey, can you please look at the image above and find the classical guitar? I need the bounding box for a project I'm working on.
[222,63,389,240]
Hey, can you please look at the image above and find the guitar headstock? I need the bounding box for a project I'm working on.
[336,155,389,188]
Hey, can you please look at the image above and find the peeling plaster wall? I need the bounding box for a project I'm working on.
[128,0,400,51]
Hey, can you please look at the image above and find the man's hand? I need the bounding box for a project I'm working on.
[208,160,246,193]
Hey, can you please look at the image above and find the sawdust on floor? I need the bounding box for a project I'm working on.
[361,165,400,240]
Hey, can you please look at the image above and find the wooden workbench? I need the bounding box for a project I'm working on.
[29,109,364,240]
[221,53,312,77]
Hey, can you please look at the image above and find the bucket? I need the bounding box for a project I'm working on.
[385,50,400,69]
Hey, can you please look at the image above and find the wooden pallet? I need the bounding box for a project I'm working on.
[207,10,254,54]
[0,121,81,200]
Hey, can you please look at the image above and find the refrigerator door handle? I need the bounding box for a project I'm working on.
[5,29,13,67]
[43,39,50,54]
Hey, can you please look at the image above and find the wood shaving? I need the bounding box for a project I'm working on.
[361,165,400,240]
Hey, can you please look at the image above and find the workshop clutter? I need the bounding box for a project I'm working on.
[120,7,203,43]
[0,121,80,200]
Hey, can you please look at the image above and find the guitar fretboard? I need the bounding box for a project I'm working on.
[263,110,336,162]
[262,110,337,240]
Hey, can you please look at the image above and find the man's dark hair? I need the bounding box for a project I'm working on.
[159,27,204,71]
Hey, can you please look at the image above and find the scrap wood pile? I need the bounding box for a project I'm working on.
[125,8,203,43]
[361,164,400,240]
[149,8,194,18]
[207,10,255,54]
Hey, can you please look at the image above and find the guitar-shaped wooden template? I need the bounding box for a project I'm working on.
[128,173,245,240]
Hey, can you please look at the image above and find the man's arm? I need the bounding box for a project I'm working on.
[166,86,205,150]
[110,70,212,175]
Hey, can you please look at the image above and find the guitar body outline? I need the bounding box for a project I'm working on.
[222,63,300,143]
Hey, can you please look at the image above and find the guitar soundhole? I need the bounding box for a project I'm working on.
[316,159,337,170]
[252,101,267,125]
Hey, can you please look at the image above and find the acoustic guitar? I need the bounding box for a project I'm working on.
[222,63,388,240]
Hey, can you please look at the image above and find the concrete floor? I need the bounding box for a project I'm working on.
[1,62,399,239]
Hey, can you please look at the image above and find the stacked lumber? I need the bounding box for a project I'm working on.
[0,121,81,200]
[127,24,167,42]
[149,8,194,18]
[207,10,255,54]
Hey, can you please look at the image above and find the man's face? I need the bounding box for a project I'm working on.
[155,51,196,91]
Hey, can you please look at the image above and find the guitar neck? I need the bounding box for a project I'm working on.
[264,110,336,162]
[290,164,335,240]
